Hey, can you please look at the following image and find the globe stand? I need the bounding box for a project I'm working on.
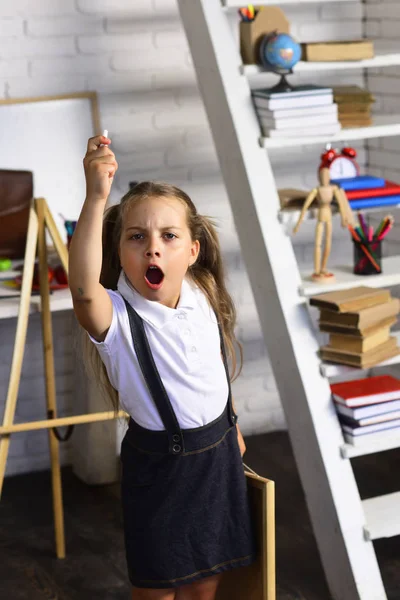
[268,72,294,94]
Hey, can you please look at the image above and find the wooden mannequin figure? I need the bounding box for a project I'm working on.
[293,167,354,282]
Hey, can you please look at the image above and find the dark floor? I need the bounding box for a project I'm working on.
[1,431,400,599]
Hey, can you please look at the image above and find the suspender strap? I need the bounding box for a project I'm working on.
[123,299,185,455]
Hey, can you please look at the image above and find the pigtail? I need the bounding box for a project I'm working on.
[100,204,122,290]
[190,214,243,381]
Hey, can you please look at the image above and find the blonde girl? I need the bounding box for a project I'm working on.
[68,134,256,600]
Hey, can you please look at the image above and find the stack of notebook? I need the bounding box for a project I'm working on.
[330,174,400,211]
[251,84,341,138]
[331,374,400,446]
[333,85,375,128]
[310,286,400,368]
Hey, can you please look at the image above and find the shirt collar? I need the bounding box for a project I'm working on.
[117,270,198,329]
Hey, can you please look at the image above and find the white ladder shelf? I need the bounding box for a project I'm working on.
[177,1,400,599]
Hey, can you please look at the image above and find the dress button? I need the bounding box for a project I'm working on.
[172,434,180,442]
[184,329,191,336]
[177,313,186,320]
[191,346,197,353]
[173,444,181,454]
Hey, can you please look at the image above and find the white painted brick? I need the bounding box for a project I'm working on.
[5,75,87,97]
[154,106,208,129]
[166,143,218,168]
[366,3,400,19]
[87,72,152,94]
[31,56,105,76]
[117,149,167,173]
[0,58,28,77]
[297,21,362,42]
[151,67,197,90]
[0,36,76,58]
[283,5,319,23]
[381,20,400,39]
[0,17,23,36]
[153,0,179,17]
[0,0,77,17]
[368,75,400,95]
[78,0,154,15]
[112,48,187,71]
[27,16,104,37]
[365,21,381,37]
[78,32,152,54]
[320,3,363,21]
[153,29,188,50]
[113,127,185,153]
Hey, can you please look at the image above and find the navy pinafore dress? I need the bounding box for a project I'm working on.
[120,299,257,589]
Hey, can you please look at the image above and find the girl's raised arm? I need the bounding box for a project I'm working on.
[68,134,118,341]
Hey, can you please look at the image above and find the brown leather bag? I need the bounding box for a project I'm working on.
[0,169,33,259]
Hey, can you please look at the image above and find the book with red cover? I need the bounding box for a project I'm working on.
[330,375,400,407]
[345,180,400,200]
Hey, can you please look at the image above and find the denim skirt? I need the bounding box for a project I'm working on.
[120,403,257,589]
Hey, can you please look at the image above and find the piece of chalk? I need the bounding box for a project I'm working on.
[99,129,108,147]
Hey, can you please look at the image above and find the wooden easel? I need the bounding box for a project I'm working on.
[0,198,126,558]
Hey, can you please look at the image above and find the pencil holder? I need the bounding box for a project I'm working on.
[353,238,382,275]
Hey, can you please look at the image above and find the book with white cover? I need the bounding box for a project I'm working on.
[253,93,334,111]
[262,123,342,138]
[259,113,339,131]
[256,103,338,121]
[336,398,400,420]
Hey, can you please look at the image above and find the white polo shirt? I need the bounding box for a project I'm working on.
[90,271,229,431]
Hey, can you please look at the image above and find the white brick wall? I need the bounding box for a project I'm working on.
[366,1,400,182]
[0,0,366,476]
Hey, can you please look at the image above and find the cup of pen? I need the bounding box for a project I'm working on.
[353,237,382,275]
[349,214,393,276]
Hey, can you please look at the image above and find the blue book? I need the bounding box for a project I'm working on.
[349,194,400,210]
[332,175,386,191]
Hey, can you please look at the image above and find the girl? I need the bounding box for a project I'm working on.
[69,134,257,600]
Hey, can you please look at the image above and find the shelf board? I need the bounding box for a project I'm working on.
[300,255,400,297]
[320,332,400,379]
[341,432,400,459]
[362,491,400,540]
[260,114,400,149]
[243,44,400,76]
[0,288,72,320]
[223,0,354,5]
[279,203,400,228]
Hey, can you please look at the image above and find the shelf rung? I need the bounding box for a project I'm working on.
[223,0,354,6]
[340,433,400,459]
[301,255,400,298]
[363,492,400,540]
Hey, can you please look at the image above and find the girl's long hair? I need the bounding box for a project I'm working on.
[83,182,243,412]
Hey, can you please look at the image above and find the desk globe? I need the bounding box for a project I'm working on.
[259,32,302,93]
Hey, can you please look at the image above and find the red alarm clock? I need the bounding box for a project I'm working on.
[319,145,360,179]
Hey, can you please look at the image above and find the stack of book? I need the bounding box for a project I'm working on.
[330,174,400,211]
[331,374,400,447]
[251,84,341,138]
[333,85,375,128]
[310,286,400,368]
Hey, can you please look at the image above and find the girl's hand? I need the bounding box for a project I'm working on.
[83,134,118,202]
[237,425,246,457]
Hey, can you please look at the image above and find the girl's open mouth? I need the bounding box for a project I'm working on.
[144,265,164,290]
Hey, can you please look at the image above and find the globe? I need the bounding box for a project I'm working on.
[260,32,301,73]
[259,32,302,93]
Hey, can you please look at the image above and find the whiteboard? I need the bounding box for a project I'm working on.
[0,93,99,243]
